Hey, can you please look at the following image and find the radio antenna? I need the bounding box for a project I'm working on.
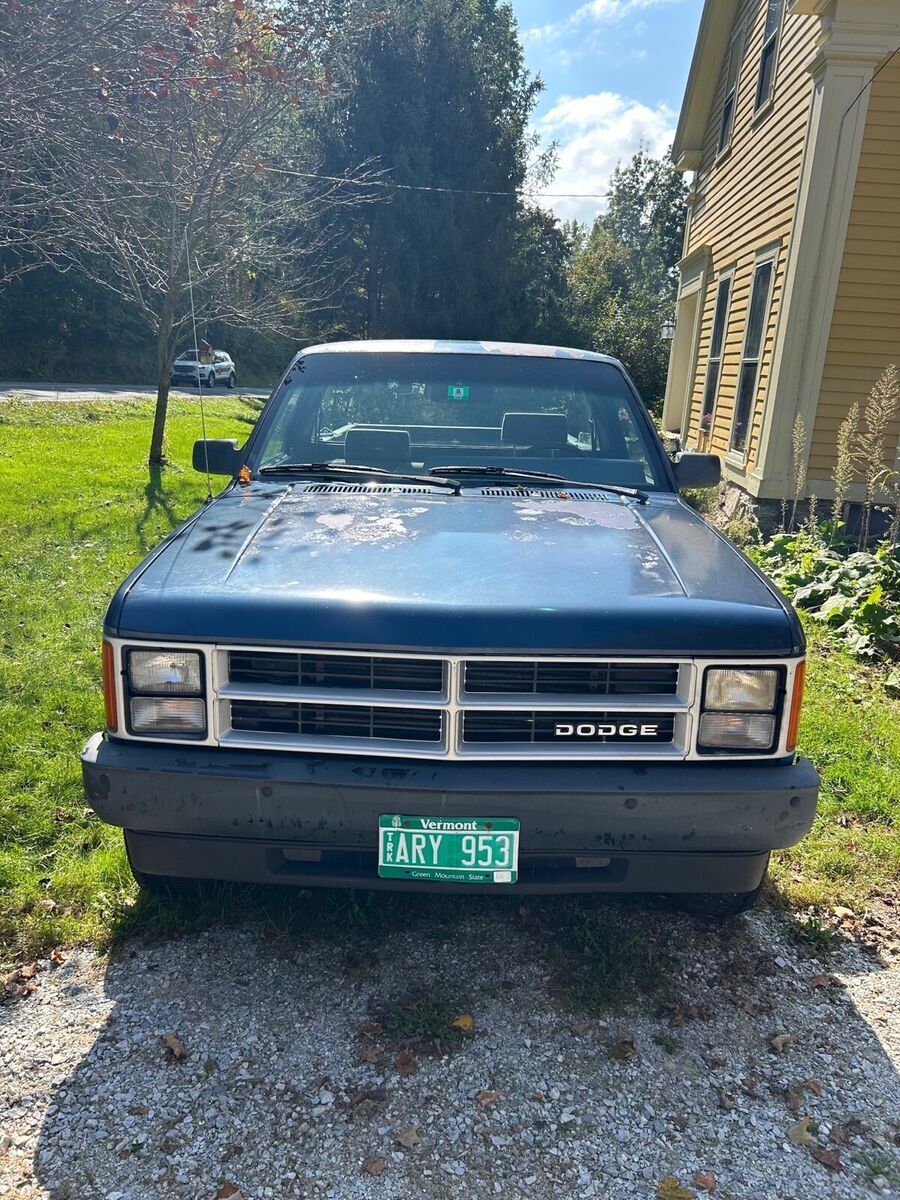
[184,226,213,502]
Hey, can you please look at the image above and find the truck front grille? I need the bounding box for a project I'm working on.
[215,649,692,760]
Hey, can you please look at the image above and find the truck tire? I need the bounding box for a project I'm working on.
[124,830,197,897]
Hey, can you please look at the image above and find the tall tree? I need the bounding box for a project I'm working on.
[2,0,371,464]
[566,150,687,407]
[319,0,550,341]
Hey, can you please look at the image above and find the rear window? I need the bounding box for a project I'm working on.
[251,352,668,489]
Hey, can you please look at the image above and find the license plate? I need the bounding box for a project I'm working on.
[378,815,520,884]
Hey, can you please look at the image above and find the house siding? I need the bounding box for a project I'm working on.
[681,2,819,469]
[810,53,900,481]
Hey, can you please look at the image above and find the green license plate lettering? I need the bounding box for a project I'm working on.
[378,816,519,884]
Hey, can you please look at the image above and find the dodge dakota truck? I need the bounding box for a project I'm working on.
[81,340,819,913]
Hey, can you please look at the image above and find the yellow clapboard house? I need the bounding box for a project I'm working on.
[663,0,900,504]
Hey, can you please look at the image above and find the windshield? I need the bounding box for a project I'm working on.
[178,350,199,362]
[250,352,670,490]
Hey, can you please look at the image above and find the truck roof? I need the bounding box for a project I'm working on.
[296,339,621,365]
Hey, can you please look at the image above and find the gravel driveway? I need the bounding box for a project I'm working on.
[1,900,898,1200]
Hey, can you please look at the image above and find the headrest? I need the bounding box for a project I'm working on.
[501,412,568,447]
[343,427,411,467]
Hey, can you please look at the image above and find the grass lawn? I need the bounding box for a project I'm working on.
[1,397,898,967]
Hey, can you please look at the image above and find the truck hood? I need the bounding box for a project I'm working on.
[108,484,800,655]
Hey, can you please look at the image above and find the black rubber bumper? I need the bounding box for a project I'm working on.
[82,734,819,894]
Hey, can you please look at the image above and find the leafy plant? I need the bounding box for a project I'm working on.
[752,530,900,658]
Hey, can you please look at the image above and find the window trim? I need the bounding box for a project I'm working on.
[729,250,779,458]
[754,0,785,113]
[717,25,745,156]
[699,267,735,438]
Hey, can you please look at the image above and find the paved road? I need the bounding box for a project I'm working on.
[0,381,271,402]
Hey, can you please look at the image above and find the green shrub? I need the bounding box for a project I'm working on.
[751,531,900,659]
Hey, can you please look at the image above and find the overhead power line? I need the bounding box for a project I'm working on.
[261,163,610,201]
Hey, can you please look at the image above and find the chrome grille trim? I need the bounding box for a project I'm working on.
[104,639,803,762]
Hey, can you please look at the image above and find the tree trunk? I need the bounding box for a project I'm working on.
[148,289,179,466]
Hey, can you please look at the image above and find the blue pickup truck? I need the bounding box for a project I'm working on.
[81,340,819,913]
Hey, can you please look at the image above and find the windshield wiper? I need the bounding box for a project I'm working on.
[428,465,648,504]
[258,462,462,495]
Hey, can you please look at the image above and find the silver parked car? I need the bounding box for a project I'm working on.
[170,348,236,390]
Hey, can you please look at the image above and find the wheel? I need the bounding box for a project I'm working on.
[124,830,198,897]
[206,370,216,390]
[227,371,236,389]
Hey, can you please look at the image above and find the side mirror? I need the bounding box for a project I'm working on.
[674,452,721,489]
[193,438,242,476]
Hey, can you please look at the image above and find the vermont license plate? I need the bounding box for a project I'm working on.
[378,815,520,884]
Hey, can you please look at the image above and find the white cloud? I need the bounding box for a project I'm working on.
[533,92,676,223]
[523,0,684,46]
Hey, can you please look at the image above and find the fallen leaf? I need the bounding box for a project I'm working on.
[701,1052,726,1069]
[716,1088,734,1112]
[359,1044,382,1064]
[476,1090,501,1107]
[784,1088,801,1113]
[798,1077,822,1097]
[18,963,37,980]
[770,1033,797,1054]
[741,1077,761,1099]
[394,1050,418,1077]
[833,906,854,920]
[360,1020,383,1038]
[361,1155,386,1176]
[832,1118,866,1145]
[810,1146,843,1171]
[162,1033,187,1061]
[531,1091,544,1101]
[694,1171,717,1193]
[741,1000,771,1017]
[395,1125,420,1149]
[451,1013,474,1033]
[609,1035,636,1064]
[350,1085,387,1107]
[570,1020,591,1038]
[787,1117,816,1147]
[37,898,56,911]
[809,974,837,989]
[49,948,65,966]
[128,1105,150,1116]
[656,1176,694,1200]
[214,1184,243,1200]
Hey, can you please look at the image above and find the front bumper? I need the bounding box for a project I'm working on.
[82,733,819,894]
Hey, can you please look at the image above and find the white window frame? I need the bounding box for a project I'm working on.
[717,25,745,155]
[729,249,779,458]
[699,267,734,437]
[755,0,785,113]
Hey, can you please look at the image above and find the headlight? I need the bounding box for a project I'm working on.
[127,649,202,695]
[704,667,779,712]
[698,712,777,751]
[130,696,207,733]
[698,665,783,753]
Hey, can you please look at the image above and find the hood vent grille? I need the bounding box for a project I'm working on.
[299,483,437,495]
[479,487,605,500]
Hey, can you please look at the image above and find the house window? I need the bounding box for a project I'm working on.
[730,257,775,454]
[755,0,784,110]
[718,28,744,153]
[700,274,732,432]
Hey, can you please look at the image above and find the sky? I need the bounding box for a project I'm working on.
[510,0,705,224]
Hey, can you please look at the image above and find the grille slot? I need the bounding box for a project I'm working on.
[479,488,611,500]
[230,700,443,743]
[462,711,676,745]
[463,661,679,697]
[228,651,444,694]
[299,483,437,494]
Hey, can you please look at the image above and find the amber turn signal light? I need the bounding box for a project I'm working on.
[785,659,806,752]
[102,640,118,733]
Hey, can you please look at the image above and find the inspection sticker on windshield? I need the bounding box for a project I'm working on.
[378,815,519,883]
[447,384,469,399]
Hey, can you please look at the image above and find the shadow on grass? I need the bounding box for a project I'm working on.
[135,463,181,551]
